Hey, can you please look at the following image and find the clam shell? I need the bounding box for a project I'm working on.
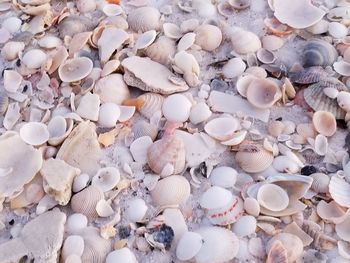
[162,94,192,122]
[135,30,157,50]
[306,19,329,35]
[130,136,153,164]
[266,240,288,263]
[262,35,284,51]
[127,6,160,32]
[150,175,190,206]
[125,198,148,222]
[95,199,114,217]
[62,235,85,260]
[257,183,289,212]
[334,60,350,77]
[200,186,232,210]
[106,248,137,263]
[132,120,158,141]
[147,136,186,175]
[98,103,121,128]
[316,200,346,224]
[189,102,212,125]
[59,57,93,83]
[302,39,338,67]
[337,91,350,112]
[194,24,222,51]
[163,23,182,39]
[246,78,281,109]
[22,49,47,69]
[71,185,104,219]
[329,175,350,208]
[209,166,237,188]
[289,66,329,84]
[1,41,25,61]
[244,197,260,217]
[221,130,247,146]
[310,173,330,193]
[235,143,274,173]
[72,173,90,193]
[194,227,239,263]
[38,35,63,49]
[145,36,176,65]
[222,58,246,79]
[256,48,276,64]
[335,212,350,242]
[66,213,88,233]
[272,156,300,173]
[204,117,240,141]
[19,122,49,146]
[232,215,257,237]
[178,32,196,51]
[92,167,120,192]
[312,111,337,137]
[236,74,257,97]
[266,233,303,262]
[94,74,130,104]
[4,70,22,93]
[230,27,261,54]
[328,22,348,39]
[176,231,203,261]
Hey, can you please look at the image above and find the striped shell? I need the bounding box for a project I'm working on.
[132,120,158,141]
[310,173,330,193]
[288,66,329,84]
[71,185,104,219]
[145,36,176,65]
[266,233,303,262]
[147,135,186,175]
[127,7,160,33]
[124,92,164,119]
[235,143,274,173]
[329,175,350,208]
[303,78,347,119]
[150,175,190,206]
[302,39,338,67]
[266,241,288,263]
[207,195,244,225]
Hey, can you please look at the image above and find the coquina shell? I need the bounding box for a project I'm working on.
[150,175,190,206]
[302,39,338,67]
[127,6,160,32]
[329,175,350,208]
[235,143,274,173]
[312,110,337,137]
[147,135,186,175]
[194,24,222,51]
[266,233,303,262]
[246,78,281,109]
[230,27,261,54]
[145,36,176,65]
[176,231,203,261]
[71,185,104,219]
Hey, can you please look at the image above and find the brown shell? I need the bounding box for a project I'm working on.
[71,185,104,219]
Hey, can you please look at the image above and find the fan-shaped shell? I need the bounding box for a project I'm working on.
[127,6,160,32]
[94,74,130,105]
[312,111,337,137]
[230,28,261,54]
[209,166,237,188]
[147,135,186,175]
[150,175,190,206]
[310,173,330,193]
[204,117,240,141]
[58,57,93,83]
[266,233,303,262]
[19,122,50,146]
[257,183,289,211]
[266,240,288,263]
[124,93,164,119]
[71,185,104,219]
[289,66,329,84]
[145,36,176,65]
[176,231,203,261]
[194,24,222,51]
[302,39,338,67]
[92,167,120,192]
[106,248,137,263]
[232,215,257,237]
[235,143,274,173]
[329,175,350,208]
[246,78,281,109]
[162,94,192,122]
[132,120,158,141]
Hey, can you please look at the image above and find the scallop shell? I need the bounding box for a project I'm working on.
[162,94,192,122]
[204,117,240,141]
[194,24,222,51]
[145,36,176,65]
[106,248,137,263]
[312,111,337,137]
[257,48,276,64]
[132,120,158,141]
[194,227,239,263]
[230,27,261,54]
[310,173,330,193]
[22,49,47,69]
[130,136,153,164]
[329,175,350,208]
[302,39,338,67]
[1,41,25,60]
[124,93,164,119]
[235,143,274,173]
[125,198,148,222]
[94,74,130,105]
[246,78,281,109]
[58,57,93,83]
[71,185,104,219]
[316,200,347,224]
[150,175,190,206]
[127,6,160,32]
[209,166,237,188]
[303,79,347,119]
[19,122,49,146]
[257,183,289,211]
[222,57,246,79]
[228,0,250,9]
[266,240,288,263]
[266,233,303,262]
[262,35,284,51]
[4,70,22,93]
[176,231,203,261]
[244,197,260,217]
[147,136,186,175]
[92,167,120,192]
[289,66,329,84]
[232,215,257,237]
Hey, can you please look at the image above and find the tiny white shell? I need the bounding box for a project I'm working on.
[66,213,88,233]
[96,199,114,217]
[125,198,148,222]
[130,136,153,163]
[20,122,50,146]
[176,231,203,261]
[189,102,212,124]
[92,167,120,192]
[209,166,237,188]
[162,94,192,122]
[232,215,257,237]
[98,103,121,128]
[314,134,328,156]
[222,58,246,79]
[106,248,137,263]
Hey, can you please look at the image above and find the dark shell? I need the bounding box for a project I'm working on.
[289,66,330,84]
[302,39,338,67]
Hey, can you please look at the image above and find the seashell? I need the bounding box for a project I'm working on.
[4,70,22,93]
[96,199,114,217]
[329,175,350,208]
[229,27,261,54]
[76,0,96,13]
[73,173,90,193]
[289,66,329,84]
[132,120,158,141]
[257,183,289,212]
[94,74,130,104]
[336,212,350,242]
[306,19,329,35]
[244,197,260,217]
[194,24,222,51]
[316,200,347,224]
[312,111,337,137]
[266,233,303,262]
[66,213,88,233]
[268,120,285,137]
[58,57,93,83]
[124,93,164,119]
[262,35,284,51]
[284,222,313,246]
[221,130,247,146]
[178,32,196,51]
[62,235,85,260]
[302,220,336,250]
[200,186,232,210]
[150,175,190,206]
[135,30,157,50]
[1,41,25,60]
[337,91,350,112]
[235,143,274,173]
[173,51,200,87]
[48,46,69,75]
[246,78,281,109]
[310,172,330,193]
[176,231,203,261]
[38,35,63,49]
[194,227,239,263]
[204,117,240,141]
[22,49,47,69]
[58,15,97,38]
[232,215,257,237]
[228,0,250,9]
[163,23,182,39]
[106,248,137,263]
[264,17,294,36]
[125,198,148,222]
[338,241,350,260]
[65,255,82,263]
[3,102,20,130]
[145,36,176,65]
[127,6,160,33]
[98,103,121,128]
[162,94,192,122]
[302,39,338,67]
[273,0,325,29]
[314,134,328,156]
[266,240,288,263]
[334,60,350,77]
[296,123,317,138]
[76,93,100,121]
[189,102,212,124]
[92,167,120,192]
[101,60,120,77]
[130,136,153,164]
[222,58,246,79]
[272,156,300,173]
[147,136,186,175]
[102,4,123,16]
[19,122,49,146]
[236,74,257,97]
[209,166,237,188]
[328,22,348,39]
[71,185,104,219]
[256,48,276,64]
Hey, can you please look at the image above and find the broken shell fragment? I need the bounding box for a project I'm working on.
[312,111,337,137]
[58,57,93,83]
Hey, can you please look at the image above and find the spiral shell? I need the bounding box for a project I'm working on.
[235,143,274,173]
[71,185,104,219]
[310,173,330,193]
[302,39,338,67]
[288,66,329,84]
[145,36,176,65]
[147,135,186,175]
[150,175,190,206]
[127,6,160,33]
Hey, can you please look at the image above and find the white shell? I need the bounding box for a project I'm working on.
[262,35,284,51]
[119,106,136,122]
[106,248,137,263]
[189,102,212,124]
[163,23,182,39]
[195,24,222,51]
[272,156,300,173]
[310,173,330,193]
[102,4,123,16]
[98,103,121,128]
[200,186,232,210]
[76,93,100,121]
[246,78,281,109]
[38,35,63,49]
[72,173,90,193]
[4,70,22,93]
[337,91,350,112]
[312,111,337,137]
[176,231,203,261]
[1,41,25,61]
[22,49,47,69]
[244,197,260,217]
[162,94,192,122]
[66,213,88,233]
[65,255,82,263]
[20,122,50,146]
[135,30,157,50]
[62,235,85,260]
[2,17,21,34]
[130,136,153,164]
[59,57,93,83]
[76,0,96,13]
[127,6,160,33]
[317,200,346,224]
[173,51,200,86]
[94,74,130,104]
[328,22,348,38]
[314,134,328,156]
[204,117,240,141]
[222,58,246,79]
[95,199,114,217]
[257,183,289,212]
[209,166,237,188]
[257,48,276,64]
[230,28,261,54]
[329,175,350,208]
[125,198,148,222]
[221,130,247,146]
[334,60,350,77]
[92,167,120,192]
[232,215,257,237]
[236,74,257,98]
[336,212,350,242]
[323,87,339,99]
[178,32,196,51]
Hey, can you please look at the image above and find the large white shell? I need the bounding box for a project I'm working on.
[232,215,257,237]
[22,49,47,69]
[106,248,137,263]
[176,231,203,261]
[62,235,85,260]
[58,57,93,83]
[328,22,348,39]
[257,183,289,212]
[19,122,50,146]
[329,175,350,208]
[98,103,120,128]
[162,94,192,122]
[200,186,232,210]
[209,166,237,188]
[92,167,120,192]
[204,117,240,141]
[125,198,148,222]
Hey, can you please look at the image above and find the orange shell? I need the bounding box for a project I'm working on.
[107,0,121,4]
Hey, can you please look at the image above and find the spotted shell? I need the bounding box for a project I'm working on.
[150,175,190,206]
[145,36,176,66]
[127,6,160,33]
[302,39,338,67]
[71,185,104,219]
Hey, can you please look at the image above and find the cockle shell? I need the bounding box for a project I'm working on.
[2,17,20,34]
[310,173,330,193]
[124,92,164,119]
[150,175,190,206]
[246,78,281,109]
[58,57,93,83]
[266,240,288,263]
[127,6,160,32]
[230,27,261,54]
[235,143,274,173]
[92,167,120,192]
[312,111,337,137]
[147,135,186,175]
[266,233,303,262]
[1,41,25,61]
[257,183,289,211]
[222,58,246,79]
[302,39,338,67]
[162,94,192,122]
[145,36,176,65]
[289,66,329,84]
[4,70,22,93]
[329,175,350,208]
[204,117,240,141]
[106,248,137,263]
[125,198,148,222]
[176,231,203,261]
[98,103,121,128]
[71,185,104,219]
[94,74,130,104]
[209,166,237,188]
[22,49,47,69]
[194,24,222,51]
[19,122,49,146]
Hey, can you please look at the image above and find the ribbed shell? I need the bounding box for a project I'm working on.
[302,39,338,67]
[127,7,160,33]
[288,66,329,84]
[71,186,104,219]
[0,92,9,115]
[150,175,190,206]
[235,143,274,173]
[147,135,186,175]
[132,120,158,141]
[145,36,176,65]
[137,93,164,119]
[329,175,350,208]
[266,233,303,263]
[266,241,288,263]
[207,195,244,225]
[310,173,330,193]
[303,78,347,119]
